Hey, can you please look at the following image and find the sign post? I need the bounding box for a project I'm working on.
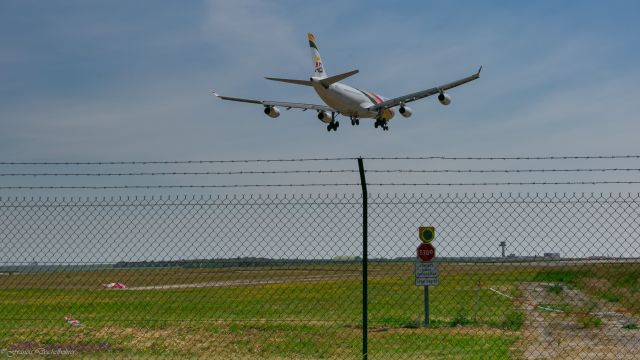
[415,226,438,326]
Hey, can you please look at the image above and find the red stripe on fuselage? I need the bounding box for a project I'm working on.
[358,89,384,105]
[369,92,384,104]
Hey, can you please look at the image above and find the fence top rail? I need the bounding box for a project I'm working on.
[1,191,639,206]
[2,180,639,191]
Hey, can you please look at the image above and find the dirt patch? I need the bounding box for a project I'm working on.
[517,282,640,359]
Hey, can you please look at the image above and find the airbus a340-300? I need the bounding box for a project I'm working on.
[211,33,481,132]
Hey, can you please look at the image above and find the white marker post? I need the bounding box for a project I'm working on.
[416,226,438,326]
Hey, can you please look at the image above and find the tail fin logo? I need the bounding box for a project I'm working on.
[314,55,324,74]
[308,33,325,77]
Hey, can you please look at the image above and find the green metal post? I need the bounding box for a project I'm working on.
[424,285,430,326]
[357,157,368,360]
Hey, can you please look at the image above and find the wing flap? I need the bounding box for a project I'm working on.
[262,101,335,112]
[210,90,336,113]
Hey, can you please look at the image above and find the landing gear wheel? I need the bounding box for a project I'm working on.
[327,124,331,131]
[355,119,360,125]
[374,122,379,128]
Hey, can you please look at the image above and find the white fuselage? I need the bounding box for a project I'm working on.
[310,78,395,120]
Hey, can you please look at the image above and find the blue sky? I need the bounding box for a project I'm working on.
[1,1,640,261]
[1,0,640,162]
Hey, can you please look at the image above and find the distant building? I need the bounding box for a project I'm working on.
[333,256,361,261]
[543,253,561,259]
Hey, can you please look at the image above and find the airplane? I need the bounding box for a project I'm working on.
[210,33,481,132]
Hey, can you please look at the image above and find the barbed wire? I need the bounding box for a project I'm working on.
[371,168,640,174]
[2,168,640,177]
[0,158,355,166]
[0,184,361,190]
[368,181,640,186]
[1,155,639,166]
[363,155,640,161]
[0,169,357,177]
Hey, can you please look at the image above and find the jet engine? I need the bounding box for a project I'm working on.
[317,111,333,123]
[263,106,280,118]
[438,92,451,106]
[398,106,413,118]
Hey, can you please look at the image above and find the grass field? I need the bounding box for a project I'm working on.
[0,261,637,358]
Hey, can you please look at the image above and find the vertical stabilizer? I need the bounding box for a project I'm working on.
[307,33,327,79]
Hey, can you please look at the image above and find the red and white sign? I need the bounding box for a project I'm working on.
[417,243,435,261]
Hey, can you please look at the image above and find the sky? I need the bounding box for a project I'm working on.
[1,0,640,163]
[1,1,640,261]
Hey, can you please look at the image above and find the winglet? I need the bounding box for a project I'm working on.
[477,66,483,76]
[209,89,220,97]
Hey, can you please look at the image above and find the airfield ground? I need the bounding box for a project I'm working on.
[0,262,638,358]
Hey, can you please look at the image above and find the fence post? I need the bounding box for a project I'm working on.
[357,157,368,360]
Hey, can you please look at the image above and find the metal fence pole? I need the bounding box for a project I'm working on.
[357,157,368,360]
[424,285,430,326]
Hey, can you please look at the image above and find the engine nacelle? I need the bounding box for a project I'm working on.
[263,106,280,118]
[317,111,333,123]
[398,106,413,118]
[438,92,452,106]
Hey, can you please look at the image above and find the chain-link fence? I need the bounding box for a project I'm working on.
[1,157,639,358]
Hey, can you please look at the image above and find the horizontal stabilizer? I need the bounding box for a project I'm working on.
[264,77,313,86]
[265,69,359,87]
[320,69,359,87]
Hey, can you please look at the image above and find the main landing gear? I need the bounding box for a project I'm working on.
[326,121,340,132]
[350,116,360,126]
[374,120,389,131]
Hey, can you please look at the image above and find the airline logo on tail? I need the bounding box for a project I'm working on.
[314,56,323,74]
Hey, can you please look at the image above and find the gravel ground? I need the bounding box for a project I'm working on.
[517,282,640,359]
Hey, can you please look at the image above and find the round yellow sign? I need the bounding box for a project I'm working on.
[419,226,435,243]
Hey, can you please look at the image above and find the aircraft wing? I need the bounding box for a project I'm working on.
[209,90,336,113]
[368,66,482,111]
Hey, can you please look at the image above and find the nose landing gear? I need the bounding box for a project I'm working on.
[350,116,360,126]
